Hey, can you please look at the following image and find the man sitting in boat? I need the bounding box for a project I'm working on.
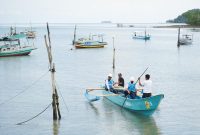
[116,73,124,87]
[105,73,117,94]
[138,74,152,98]
[124,77,137,99]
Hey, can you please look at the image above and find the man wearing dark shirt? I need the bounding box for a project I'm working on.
[118,73,124,87]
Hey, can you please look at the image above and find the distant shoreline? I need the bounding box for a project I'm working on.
[154,24,200,28]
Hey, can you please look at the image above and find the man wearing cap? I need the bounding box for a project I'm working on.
[105,73,117,93]
[124,77,137,99]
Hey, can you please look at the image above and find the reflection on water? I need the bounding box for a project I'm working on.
[85,97,160,135]
[121,110,160,135]
[85,101,100,116]
[52,120,60,135]
[102,98,160,135]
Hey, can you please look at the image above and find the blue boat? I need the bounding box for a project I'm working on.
[102,90,164,116]
[132,31,151,40]
[132,35,151,40]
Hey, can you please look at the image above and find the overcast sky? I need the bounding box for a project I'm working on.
[0,0,200,23]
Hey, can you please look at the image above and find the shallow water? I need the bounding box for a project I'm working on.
[0,24,200,135]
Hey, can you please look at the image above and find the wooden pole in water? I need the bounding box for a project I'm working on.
[44,22,61,120]
[72,25,77,46]
[177,27,180,47]
[112,37,115,69]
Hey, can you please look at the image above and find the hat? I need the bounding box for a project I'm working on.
[130,77,135,81]
[108,73,112,77]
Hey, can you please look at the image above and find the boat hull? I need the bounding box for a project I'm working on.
[0,47,36,57]
[179,39,192,45]
[132,36,150,40]
[75,44,105,48]
[103,91,164,116]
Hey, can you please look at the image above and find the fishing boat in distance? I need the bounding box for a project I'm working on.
[72,25,107,49]
[179,34,193,45]
[132,30,151,40]
[0,33,36,57]
[74,34,107,49]
[24,30,36,38]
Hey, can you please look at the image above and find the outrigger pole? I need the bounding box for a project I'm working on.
[44,22,61,120]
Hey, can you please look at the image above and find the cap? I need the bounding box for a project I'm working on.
[108,73,112,77]
[130,77,135,81]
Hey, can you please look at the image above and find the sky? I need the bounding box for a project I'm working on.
[0,0,200,23]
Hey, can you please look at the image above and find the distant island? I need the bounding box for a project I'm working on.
[101,21,112,24]
[166,9,200,26]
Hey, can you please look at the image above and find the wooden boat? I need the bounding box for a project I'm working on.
[71,25,107,49]
[0,34,36,57]
[25,31,36,38]
[102,90,164,116]
[85,87,164,116]
[0,44,36,57]
[179,34,193,45]
[75,37,107,48]
[132,31,151,40]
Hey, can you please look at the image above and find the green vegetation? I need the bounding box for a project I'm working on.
[167,9,200,26]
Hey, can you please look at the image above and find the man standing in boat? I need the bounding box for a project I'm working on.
[105,73,117,93]
[124,77,137,99]
[138,74,152,98]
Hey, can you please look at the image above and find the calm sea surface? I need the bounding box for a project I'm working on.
[0,24,200,135]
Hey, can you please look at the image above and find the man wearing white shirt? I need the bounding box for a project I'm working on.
[139,74,152,98]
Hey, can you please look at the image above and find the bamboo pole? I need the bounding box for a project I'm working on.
[44,23,61,120]
[177,27,180,47]
[73,25,77,46]
[112,37,115,69]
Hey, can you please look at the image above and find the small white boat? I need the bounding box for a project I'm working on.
[179,34,193,45]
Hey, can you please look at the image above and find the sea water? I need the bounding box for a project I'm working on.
[0,23,200,135]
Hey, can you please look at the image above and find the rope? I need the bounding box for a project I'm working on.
[0,70,49,106]
[16,103,51,125]
[55,81,69,112]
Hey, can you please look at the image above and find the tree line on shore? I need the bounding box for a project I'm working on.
[167,9,200,26]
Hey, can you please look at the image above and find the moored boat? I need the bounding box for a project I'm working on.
[25,31,36,38]
[132,31,151,40]
[179,34,193,45]
[0,33,36,57]
[0,44,36,57]
[75,37,107,49]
